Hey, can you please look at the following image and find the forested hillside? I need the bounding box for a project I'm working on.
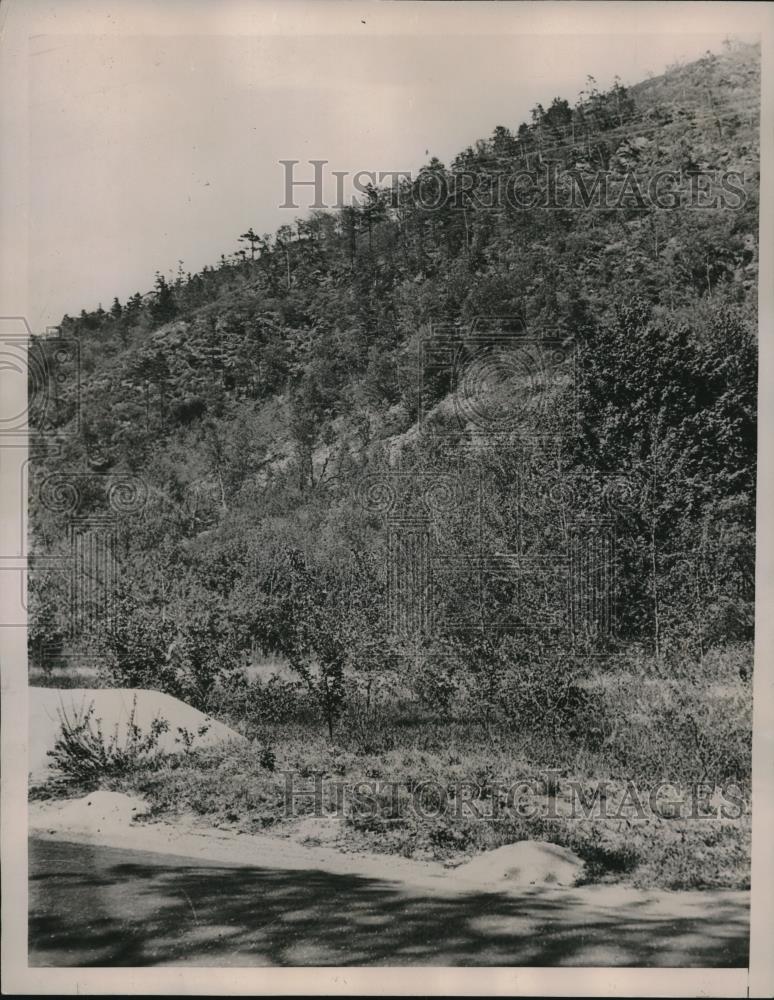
[29,40,758,786]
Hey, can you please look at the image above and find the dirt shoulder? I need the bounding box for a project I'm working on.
[29,797,456,895]
[29,796,751,916]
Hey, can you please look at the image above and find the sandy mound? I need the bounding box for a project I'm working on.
[29,687,246,782]
[453,840,585,887]
[35,791,149,836]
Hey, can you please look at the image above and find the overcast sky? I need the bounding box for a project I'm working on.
[3,1,764,331]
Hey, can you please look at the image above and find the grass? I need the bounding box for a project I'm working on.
[29,668,99,689]
[30,646,753,892]
[243,654,296,683]
[35,732,751,891]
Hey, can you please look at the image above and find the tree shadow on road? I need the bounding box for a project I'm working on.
[29,839,749,967]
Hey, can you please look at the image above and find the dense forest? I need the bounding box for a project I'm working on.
[29,41,758,795]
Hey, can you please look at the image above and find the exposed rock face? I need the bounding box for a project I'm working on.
[453,840,585,887]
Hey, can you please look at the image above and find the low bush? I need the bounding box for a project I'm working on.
[208,671,320,738]
[47,696,171,784]
[58,734,747,890]
[32,637,753,892]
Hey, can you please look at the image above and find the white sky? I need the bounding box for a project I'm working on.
[0,1,766,331]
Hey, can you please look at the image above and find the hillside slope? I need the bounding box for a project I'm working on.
[29,41,758,748]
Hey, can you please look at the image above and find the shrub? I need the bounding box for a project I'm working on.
[210,672,320,740]
[598,669,752,785]
[495,648,604,742]
[97,588,249,711]
[47,696,170,784]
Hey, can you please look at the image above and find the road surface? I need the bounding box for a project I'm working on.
[29,838,749,967]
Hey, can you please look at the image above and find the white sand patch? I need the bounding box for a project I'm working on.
[452,840,585,887]
[35,790,150,837]
[29,687,246,782]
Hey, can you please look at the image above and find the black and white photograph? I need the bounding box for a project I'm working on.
[1,0,773,994]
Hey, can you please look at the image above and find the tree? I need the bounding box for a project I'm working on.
[239,227,261,260]
[569,301,756,655]
[492,125,517,158]
[124,292,143,323]
[543,97,573,143]
[273,550,348,738]
[149,273,177,324]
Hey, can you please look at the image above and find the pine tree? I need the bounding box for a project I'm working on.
[149,273,177,324]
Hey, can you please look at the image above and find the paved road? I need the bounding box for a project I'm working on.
[29,838,749,967]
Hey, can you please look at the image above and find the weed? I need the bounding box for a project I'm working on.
[47,695,170,784]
